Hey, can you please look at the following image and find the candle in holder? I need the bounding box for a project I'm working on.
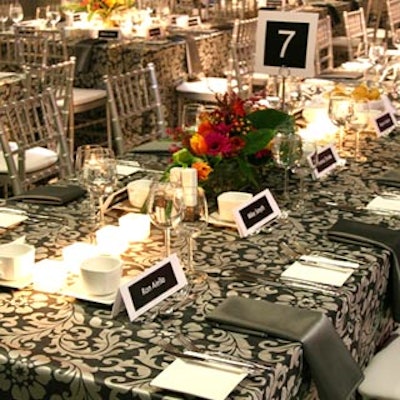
[119,213,151,242]
[32,259,68,293]
[62,242,99,274]
[95,225,129,255]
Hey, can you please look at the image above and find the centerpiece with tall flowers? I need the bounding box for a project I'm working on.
[65,0,134,26]
[166,92,294,199]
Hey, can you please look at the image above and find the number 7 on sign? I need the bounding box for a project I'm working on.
[278,29,296,58]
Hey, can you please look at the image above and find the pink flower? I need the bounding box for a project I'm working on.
[204,132,232,156]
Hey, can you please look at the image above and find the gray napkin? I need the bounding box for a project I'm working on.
[376,168,400,188]
[74,39,107,74]
[206,296,363,400]
[328,218,400,322]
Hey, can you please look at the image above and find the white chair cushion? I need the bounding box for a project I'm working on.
[358,328,400,399]
[176,77,228,95]
[0,142,58,173]
[72,88,107,107]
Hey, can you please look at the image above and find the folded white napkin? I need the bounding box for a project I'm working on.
[281,261,353,287]
[366,196,400,213]
[0,209,27,228]
[151,358,247,400]
[116,164,141,176]
[341,61,372,72]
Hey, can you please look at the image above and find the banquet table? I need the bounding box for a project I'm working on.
[0,114,398,399]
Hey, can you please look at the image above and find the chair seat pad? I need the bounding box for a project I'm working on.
[72,87,107,107]
[358,328,400,399]
[0,142,58,173]
[176,77,228,95]
[332,36,361,47]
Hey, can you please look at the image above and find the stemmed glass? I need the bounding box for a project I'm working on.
[0,5,9,32]
[181,103,203,133]
[75,145,117,226]
[180,186,208,284]
[271,131,302,202]
[328,94,352,157]
[348,98,370,162]
[47,5,61,29]
[147,181,184,258]
[9,2,23,26]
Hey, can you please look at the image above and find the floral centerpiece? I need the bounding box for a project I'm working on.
[64,0,134,25]
[166,92,294,198]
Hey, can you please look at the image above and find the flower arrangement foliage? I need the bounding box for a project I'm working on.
[66,0,134,21]
[167,92,294,196]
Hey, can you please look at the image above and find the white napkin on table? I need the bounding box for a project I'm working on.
[0,209,27,228]
[151,358,247,400]
[281,261,353,287]
[366,196,400,213]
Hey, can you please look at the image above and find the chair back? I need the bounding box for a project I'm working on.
[0,32,19,72]
[343,8,369,59]
[386,0,400,39]
[25,58,75,136]
[0,88,72,195]
[315,15,334,75]
[229,17,258,98]
[104,62,166,156]
[14,27,50,68]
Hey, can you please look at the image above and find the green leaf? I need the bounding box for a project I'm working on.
[247,108,294,130]
[242,128,275,155]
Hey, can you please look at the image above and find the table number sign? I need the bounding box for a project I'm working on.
[255,11,318,78]
[112,254,187,321]
[374,111,396,137]
[310,144,340,179]
[234,189,281,237]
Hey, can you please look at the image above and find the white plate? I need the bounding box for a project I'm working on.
[0,274,32,289]
[208,212,237,229]
[60,275,131,305]
[151,358,247,400]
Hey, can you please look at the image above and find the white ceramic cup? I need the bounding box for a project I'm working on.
[0,243,35,280]
[80,255,122,296]
[217,191,253,222]
[127,179,152,209]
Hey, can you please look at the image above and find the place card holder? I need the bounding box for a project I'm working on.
[188,16,202,27]
[310,145,340,180]
[374,111,396,137]
[97,29,121,40]
[147,25,163,40]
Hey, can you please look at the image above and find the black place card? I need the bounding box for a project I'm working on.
[234,189,281,237]
[98,29,120,40]
[112,254,187,321]
[374,111,396,137]
[148,26,162,39]
[188,16,201,27]
[310,144,340,179]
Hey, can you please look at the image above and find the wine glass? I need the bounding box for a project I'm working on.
[181,103,203,133]
[291,137,317,211]
[9,2,23,26]
[271,132,302,202]
[328,94,352,157]
[348,98,370,163]
[181,186,208,284]
[75,145,117,226]
[147,181,184,258]
[47,5,61,29]
[0,4,9,32]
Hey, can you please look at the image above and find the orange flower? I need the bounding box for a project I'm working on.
[197,119,214,136]
[103,0,117,7]
[192,161,213,181]
[190,133,208,156]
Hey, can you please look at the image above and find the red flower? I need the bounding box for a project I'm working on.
[204,132,232,156]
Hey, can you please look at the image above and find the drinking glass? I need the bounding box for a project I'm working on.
[147,181,184,258]
[181,186,208,284]
[348,99,370,162]
[271,132,302,201]
[0,5,9,32]
[328,94,352,157]
[9,2,23,26]
[75,145,117,226]
[181,103,203,133]
[47,5,61,29]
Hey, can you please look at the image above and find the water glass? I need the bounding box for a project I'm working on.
[9,2,23,25]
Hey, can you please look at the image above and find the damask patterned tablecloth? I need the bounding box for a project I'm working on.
[0,130,398,399]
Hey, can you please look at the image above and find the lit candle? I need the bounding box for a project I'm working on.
[119,213,151,242]
[95,225,129,255]
[32,259,68,293]
[62,242,99,274]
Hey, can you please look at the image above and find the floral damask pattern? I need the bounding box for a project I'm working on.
[0,131,398,398]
